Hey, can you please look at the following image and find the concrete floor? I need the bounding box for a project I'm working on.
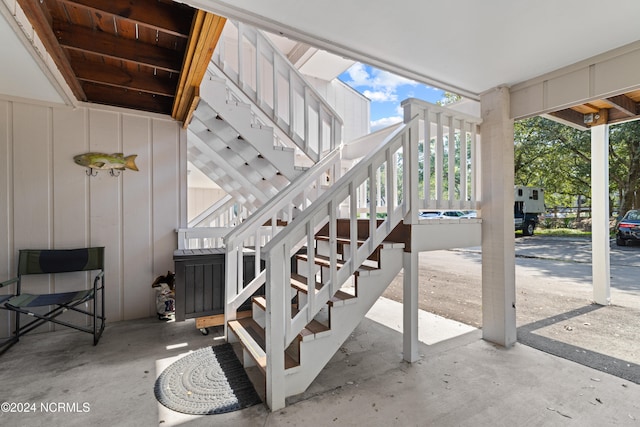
[1,298,639,427]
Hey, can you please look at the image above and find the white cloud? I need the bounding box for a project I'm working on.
[344,63,372,87]
[363,89,397,103]
[370,116,402,131]
[344,63,418,104]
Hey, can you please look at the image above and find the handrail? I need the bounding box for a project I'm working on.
[261,116,419,408]
[224,145,343,315]
[213,20,343,162]
[188,194,237,228]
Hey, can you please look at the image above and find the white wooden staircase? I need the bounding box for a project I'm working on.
[186,19,343,223]
[182,20,483,412]
[227,221,406,401]
[188,76,297,211]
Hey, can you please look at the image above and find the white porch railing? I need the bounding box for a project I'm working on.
[402,98,482,211]
[224,147,343,317]
[212,20,343,161]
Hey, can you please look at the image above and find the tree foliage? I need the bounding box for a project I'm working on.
[514,116,640,215]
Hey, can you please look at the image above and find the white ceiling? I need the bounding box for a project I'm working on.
[182,0,640,100]
[0,7,66,105]
[4,0,639,108]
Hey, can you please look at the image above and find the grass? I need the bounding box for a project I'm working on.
[530,228,592,237]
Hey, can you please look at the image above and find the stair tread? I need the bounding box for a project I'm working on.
[228,318,267,372]
[252,295,266,310]
[315,235,366,245]
[304,319,329,334]
[228,318,299,371]
[330,290,356,304]
[290,273,322,293]
[290,273,356,304]
[295,253,346,268]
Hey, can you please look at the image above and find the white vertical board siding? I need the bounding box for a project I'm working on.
[51,107,90,326]
[12,103,52,302]
[0,101,12,337]
[122,115,154,319]
[0,101,11,273]
[152,119,181,292]
[88,109,123,321]
[0,99,184,327]
[307,76,369,143]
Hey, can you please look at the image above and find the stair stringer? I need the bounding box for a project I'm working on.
[199,75,300,180]
[283,244,405,397]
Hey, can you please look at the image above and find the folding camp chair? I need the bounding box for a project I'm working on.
[0,247,105,355]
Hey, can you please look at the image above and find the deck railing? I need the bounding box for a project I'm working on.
[212,20,343,161]
[402,98,482,211]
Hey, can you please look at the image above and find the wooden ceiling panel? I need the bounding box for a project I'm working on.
[82,81,174,114]
[18,0,212,118]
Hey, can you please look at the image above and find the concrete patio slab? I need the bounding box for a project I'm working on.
[0,297,638,427]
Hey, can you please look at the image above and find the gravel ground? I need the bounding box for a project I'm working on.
[382,245,640,367]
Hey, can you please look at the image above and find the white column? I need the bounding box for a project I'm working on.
[480,87,517,348]
[402,113,419,363]
[591,125,611,305]
[403,250,419,362]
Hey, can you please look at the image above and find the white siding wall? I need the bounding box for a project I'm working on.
[306,76,370,143]
[0,99,185,332]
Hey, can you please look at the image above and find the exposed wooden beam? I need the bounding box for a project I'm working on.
[54,20,184,73]
[82,82,174,114]
[182,88,200,129]
[608,107,640,125]
[548,108,586,129]
[56,0,193,37]
[172,11,227,122]
[72,61,177,97]
[606,94,639,117]
[17,0,87,101]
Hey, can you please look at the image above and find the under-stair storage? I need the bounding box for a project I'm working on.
[173,248,262,326]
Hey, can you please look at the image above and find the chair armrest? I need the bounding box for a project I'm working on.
[0,277,19,289]
[93,271,105,289]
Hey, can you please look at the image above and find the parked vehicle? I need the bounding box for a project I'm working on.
[419,210,465,219]
[514,186,545,236]
[616,210,640,246]
[461,210,477,218]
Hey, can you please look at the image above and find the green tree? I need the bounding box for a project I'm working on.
[609,121,640,216]
[514,116,591,210]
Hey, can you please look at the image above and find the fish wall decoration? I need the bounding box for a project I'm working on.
[74,152,139,176]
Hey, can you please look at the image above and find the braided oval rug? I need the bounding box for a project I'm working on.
[154,343,261,415]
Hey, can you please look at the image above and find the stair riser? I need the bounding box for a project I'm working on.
[284,247,404,397]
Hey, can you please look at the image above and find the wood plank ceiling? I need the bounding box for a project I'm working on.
[17,0,225,123]
[547,89,640,130]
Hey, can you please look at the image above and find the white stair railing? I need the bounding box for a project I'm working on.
[402,98,482,211]
[188,194,241,228]
[213,20,343,162]
[260,117,419,409]
[224,147,343,319]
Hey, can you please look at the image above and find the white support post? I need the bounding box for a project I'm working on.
[403,249,419,362]
[265,246,286,411]
[480,87,517,348]
[591,124,611,305]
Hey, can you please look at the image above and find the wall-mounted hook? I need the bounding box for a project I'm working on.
[86,168,98,177]
[109,169,121,177]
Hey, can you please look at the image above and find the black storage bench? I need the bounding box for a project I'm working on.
[173,248,261,332]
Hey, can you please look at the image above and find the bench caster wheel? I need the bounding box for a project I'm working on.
[199,328,209,335]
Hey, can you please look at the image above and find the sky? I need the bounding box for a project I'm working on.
[338,63,445,131]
